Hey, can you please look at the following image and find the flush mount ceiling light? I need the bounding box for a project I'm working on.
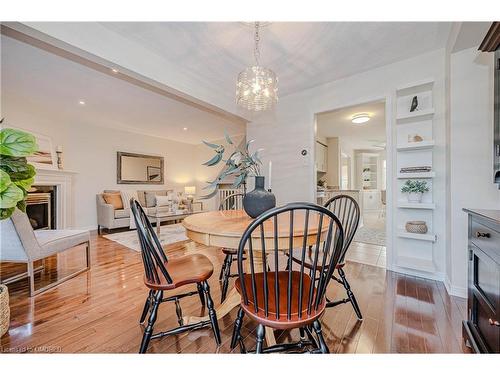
[351,113,371,124]
[78,100,86,106]
[236,22,278,112]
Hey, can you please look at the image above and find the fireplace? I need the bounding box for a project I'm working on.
[26,186,57,230]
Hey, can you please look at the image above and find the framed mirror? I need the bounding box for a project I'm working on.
[117,152,164,184]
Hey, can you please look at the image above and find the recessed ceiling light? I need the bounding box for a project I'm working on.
[183,127,188,131]
[78,100,86,106]
[111,68,119,74]
[351,113,370,124]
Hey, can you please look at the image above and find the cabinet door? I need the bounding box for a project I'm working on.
[316,142,327,172]
[469,243,500,352]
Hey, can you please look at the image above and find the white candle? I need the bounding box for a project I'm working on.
[56,145,63,153]
[268,161,272,191]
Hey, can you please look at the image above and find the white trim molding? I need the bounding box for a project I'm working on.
[444,276,467,298]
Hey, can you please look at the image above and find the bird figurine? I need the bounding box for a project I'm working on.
[410,96,418,112]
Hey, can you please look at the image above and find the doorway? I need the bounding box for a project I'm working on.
[315,99,387,268]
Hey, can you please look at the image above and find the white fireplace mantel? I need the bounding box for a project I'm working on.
[33,168,77,229]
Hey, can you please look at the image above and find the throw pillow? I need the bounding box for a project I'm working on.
[102,192,123,210]
[155,195,171,207]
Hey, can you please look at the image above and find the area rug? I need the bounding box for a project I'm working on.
[103,223,188,252]
[353,226,386,247]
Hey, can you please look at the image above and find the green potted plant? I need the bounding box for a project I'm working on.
[401,179,429,203]
[201,131,275,218]
[0,122,39,219]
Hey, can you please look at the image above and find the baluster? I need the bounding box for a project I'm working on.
[298,209,309,319]
[287,210,294,320]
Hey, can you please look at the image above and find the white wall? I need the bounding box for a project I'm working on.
[448,47,500,296]
[2,99,210,230]
[248,49,447,280]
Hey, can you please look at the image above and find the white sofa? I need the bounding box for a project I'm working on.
[96,189,174,234]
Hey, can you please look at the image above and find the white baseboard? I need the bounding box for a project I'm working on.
[388,263,445,282]
[444,277,467,298]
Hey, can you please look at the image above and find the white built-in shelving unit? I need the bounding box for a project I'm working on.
[394,79,437,274]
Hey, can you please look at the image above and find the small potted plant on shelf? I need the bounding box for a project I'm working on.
[401,180,429,203]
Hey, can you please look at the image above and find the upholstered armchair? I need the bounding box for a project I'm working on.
[0,209,90,296]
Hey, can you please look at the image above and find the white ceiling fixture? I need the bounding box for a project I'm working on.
[78,100,86,105]
[351,113,371,124]
[236,22,278,111]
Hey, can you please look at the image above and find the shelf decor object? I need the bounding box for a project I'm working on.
[236,22,278,112]
[405,220,428,234]
[401,180,429,203]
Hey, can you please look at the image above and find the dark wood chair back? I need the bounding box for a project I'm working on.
[324,195,360,263]
[130,198,173,284]
[219,193,245,211]
[236,202,344,321]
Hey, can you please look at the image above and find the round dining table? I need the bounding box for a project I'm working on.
[182,209,328,346]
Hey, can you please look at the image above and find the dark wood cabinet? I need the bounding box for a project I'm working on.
[463,209,500,353]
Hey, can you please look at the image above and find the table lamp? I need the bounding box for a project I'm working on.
[184,186,196,199]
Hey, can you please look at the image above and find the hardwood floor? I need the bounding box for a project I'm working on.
[0,232,470,353]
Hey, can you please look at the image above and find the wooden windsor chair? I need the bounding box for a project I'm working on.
[230,202,344,353]
[218,192,245,302]
[131,199,221,353]
[290,194,362,319]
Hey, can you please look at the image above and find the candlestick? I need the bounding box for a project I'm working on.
[268,161,272,191]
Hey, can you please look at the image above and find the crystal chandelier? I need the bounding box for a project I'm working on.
[236,22,278,111]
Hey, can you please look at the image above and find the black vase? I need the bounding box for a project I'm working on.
[243,176,276,218]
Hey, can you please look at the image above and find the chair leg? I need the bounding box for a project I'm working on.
[255,324,265,354]
[202,281,221,345]
[219,253,229,280]
[221,254,233,303]
[27,262,35,297]
[338,268,363,320]
[196,282,205,306]
[139,290,154,324]
[97,225,101,235]
[139,290,162,353]
[230,307,245,349]
[312,320,329,354]
[174,298,183,327]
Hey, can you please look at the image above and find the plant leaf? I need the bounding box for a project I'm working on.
[224,130,233,145]
[0,169,12,193]
[202,140,221,149]
[7,163,36,181]
[0,207,15,220]
[199,189,218,200]
[16,199,26,212]
[232,172,247,188]
[0,128,38,157]
[245,139,255,152]
[202,153,223,166]
[13,176,34,191]
[0,183,24,209]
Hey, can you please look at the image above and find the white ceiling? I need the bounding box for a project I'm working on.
[317,100,386,150]
[0,35,246,144]
[100,22,452,98]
